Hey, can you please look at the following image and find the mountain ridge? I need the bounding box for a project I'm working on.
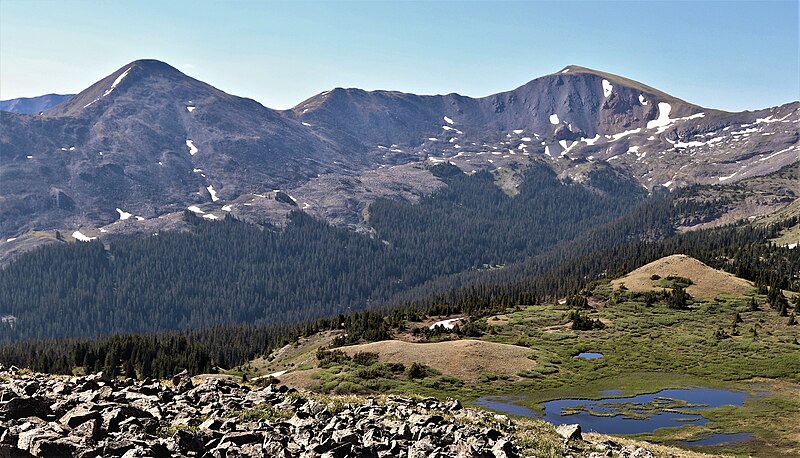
[0,93,74,115]
[1,58,797,259]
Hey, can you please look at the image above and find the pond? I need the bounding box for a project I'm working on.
[574,352,604,360]
[476,387,747,435]
[682,432,753,447]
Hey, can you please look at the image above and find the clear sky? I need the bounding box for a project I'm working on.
[1,0,798,111]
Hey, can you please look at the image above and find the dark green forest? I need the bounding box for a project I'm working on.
[0,213,796,379]
[0,165,647,342]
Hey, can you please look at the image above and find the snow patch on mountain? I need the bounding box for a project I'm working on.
[602,79,613,98]
[559,140,578,155]
[116,208,133,220]
[610,128,641,141]
[647,103,673,131]
[103,67,132,97]
[186,140,198,155]
[582,134,600,146]
[72,230,96,242]
[207,185,219,202]
[549,114,559,124]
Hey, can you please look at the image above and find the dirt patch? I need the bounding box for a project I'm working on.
[612,254,754,299]
[340,339,536,382]
[487,315,510,326]
[276,368,324,390]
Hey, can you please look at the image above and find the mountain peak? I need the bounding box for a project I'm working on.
[124,59,183,76]
[43,60,196,117]
[539,65,709,114]
[557,65,599,75]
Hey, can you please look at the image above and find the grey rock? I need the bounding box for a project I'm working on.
[220,431,263,446]
[556,423,582,441]
[491,439,518,458]
[59,406,101,428]
[0,369,662,458]
[620,445,656,458]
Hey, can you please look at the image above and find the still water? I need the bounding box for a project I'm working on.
[476,387,747,435]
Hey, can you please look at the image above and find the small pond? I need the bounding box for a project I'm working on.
[476,387,747,435]
[682,432,753,447]
[574,352,604,360]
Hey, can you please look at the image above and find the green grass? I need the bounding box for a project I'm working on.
[224,404,293,422]
[311,283,800,456]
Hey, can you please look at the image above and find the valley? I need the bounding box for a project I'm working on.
[251,256,800,457]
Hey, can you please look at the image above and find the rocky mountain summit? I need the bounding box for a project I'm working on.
[0,367,663,457]
[1,60,797,258]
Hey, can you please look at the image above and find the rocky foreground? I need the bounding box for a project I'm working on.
[0,367,668,457]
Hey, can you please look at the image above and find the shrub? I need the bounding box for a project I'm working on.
[568,310,605,331]
[406,362,439,379]
[351,351,379,366]
[316,348,350,367]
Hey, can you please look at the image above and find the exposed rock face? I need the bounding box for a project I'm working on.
[0,368,659,457]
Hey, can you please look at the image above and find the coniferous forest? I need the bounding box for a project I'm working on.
[0,164,797,378]
[0,165,646,342]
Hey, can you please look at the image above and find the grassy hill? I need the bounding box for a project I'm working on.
[611,254,754,299]
[339,339,537,382]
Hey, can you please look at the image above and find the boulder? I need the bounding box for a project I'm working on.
[0,444,34,458]
[59,406,101,429]
[491,439,518,458]
[220,431,263,446]
[0,397,54,420]
[556,423,582,441]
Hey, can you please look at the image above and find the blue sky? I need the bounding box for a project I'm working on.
[1,0,798,111]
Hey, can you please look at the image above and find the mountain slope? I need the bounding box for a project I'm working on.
[294,65,797,191]
[0,93,74,114]
[1,60,797,258]
[0,60,345,239]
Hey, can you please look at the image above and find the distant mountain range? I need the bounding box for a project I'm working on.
[0,59,797,259]
[0,93,74,114]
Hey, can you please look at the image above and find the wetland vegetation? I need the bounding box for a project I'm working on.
[292,272,799,457]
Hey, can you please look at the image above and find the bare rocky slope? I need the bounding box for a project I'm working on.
[1,60,797,259]
[0,366,702,458]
